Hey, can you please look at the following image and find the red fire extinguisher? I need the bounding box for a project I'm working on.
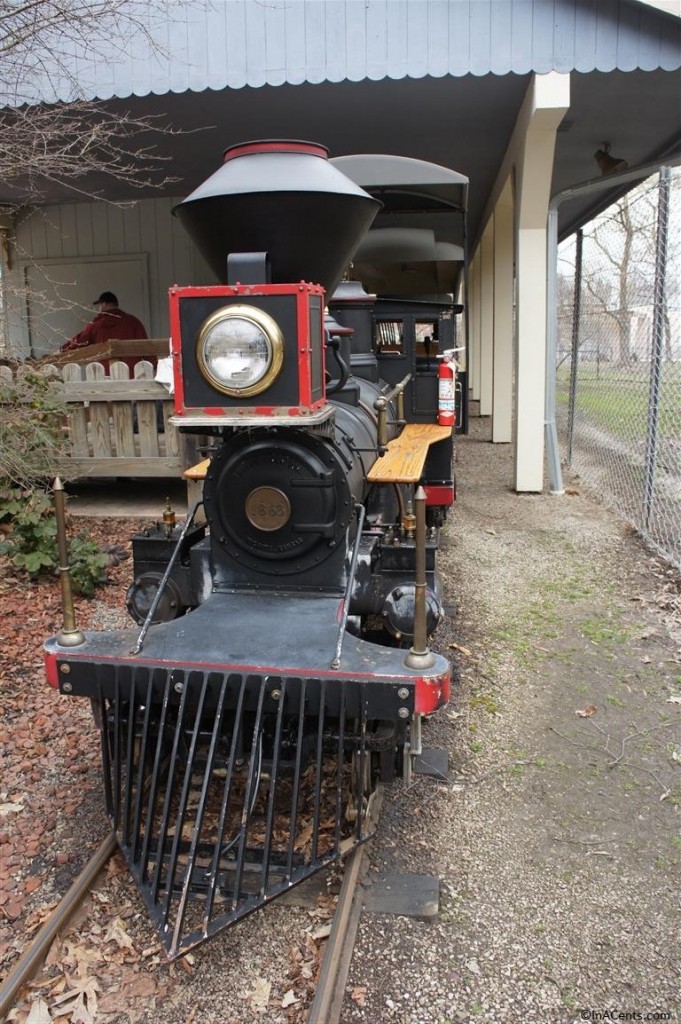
[437,352,456,427]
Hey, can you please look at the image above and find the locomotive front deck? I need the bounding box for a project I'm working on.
[44,594,450,958]
[45,592,451,712]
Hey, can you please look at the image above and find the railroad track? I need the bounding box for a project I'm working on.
[307,785,383,1024]
[0,834,117,1019]
[0,787,383,1023]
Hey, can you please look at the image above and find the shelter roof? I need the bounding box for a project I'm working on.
[3,0,679,248]
[16,0,681,105]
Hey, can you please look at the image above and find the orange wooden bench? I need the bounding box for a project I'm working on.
[367,423,452,484]
[183,423,452,486]
[183,457,211,481]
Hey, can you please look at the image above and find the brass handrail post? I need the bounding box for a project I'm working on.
[404,486,435,670]
[53,477,85,647]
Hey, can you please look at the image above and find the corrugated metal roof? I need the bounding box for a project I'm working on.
[19,0,681,104]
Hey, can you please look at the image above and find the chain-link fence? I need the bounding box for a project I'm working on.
[556,167,681,569]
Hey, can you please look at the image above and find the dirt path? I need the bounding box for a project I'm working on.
[342,418,681,1024]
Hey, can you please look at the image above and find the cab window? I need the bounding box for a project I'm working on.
[374,319,404,355]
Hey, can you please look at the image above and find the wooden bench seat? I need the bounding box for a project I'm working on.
[183,422,453,486]
[367,423,452,484]
[183,458,211,481]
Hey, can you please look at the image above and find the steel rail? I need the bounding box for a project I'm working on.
[307,787,383,1024]
[0,833,117,1018]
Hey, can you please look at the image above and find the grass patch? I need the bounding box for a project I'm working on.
[580,617,630,645]
[469,691,501,714]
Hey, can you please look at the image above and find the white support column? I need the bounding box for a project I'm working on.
[469,250,482,403]
[514,72,570,491]
[479,220,494,417]
[492,180,514,443]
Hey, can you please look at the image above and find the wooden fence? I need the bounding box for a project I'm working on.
[0,359,196,483]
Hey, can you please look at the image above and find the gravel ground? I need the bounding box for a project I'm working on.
[3,417,680,1024]
[342,417,681,1024]
[1,518,337,1024]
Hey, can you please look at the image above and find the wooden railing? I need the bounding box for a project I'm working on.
[0,356,200,484]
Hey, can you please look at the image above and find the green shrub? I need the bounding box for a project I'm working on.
[67,533,110,598]
[0,485,109,597]
[0,369,69,486]
[0,369,107,597]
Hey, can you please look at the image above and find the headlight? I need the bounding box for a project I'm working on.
[197,304,284,397]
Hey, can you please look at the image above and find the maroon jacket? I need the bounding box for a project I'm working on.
[61,308,148,352]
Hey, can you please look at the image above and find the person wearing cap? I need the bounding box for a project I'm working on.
[60,292,148,353]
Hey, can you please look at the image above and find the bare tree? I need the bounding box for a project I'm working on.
[580,177,674,366]
[0,1,179,209]
[0,1,191,362]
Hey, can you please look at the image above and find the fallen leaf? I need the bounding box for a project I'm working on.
[104,916,135,951]
[51,974,100,1024]
[575,705,598,718]
[249,977,271,1010]
[281,990,298,1008]
[448,642,472,657]
[666,695,681,704]
[350,987,367,1007]
[0,802,24,815]
[294,824,313,851]
[26,999,52,1024]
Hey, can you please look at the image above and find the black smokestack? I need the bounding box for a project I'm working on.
[174,140,381,294]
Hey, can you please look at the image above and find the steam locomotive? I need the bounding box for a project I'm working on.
[44,140,466,959]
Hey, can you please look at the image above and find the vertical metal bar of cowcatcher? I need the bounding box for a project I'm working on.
[174,673,230,950]
[131,674,155,864]
[259,679,287,898]
[139,673,174,884]
[356,690,367,841]
[121,668,139,848]
[112,673,121,832]
[204,674,248,928]
[310,680,326,864]
[151,675,191,903]
[335,687,346,853]
[97,688,114,821]
[285,680,307,881]
[161,672,210,932]
[231,678,267,910]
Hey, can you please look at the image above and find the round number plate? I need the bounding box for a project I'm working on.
[244,486,291,532]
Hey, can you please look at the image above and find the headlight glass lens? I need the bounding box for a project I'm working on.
[203,318,270,390]
[197,305,284,397]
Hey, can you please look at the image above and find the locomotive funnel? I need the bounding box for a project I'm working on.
[174,141,381,294]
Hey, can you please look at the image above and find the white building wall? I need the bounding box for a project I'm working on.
[4,197,213,358]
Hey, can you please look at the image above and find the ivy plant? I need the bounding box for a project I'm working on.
[0,485,109,597]
[0,369,109,597]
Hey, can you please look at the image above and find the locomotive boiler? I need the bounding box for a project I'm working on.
[44,140,458,959]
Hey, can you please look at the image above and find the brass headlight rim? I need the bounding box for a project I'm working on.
[197,303,284,398]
